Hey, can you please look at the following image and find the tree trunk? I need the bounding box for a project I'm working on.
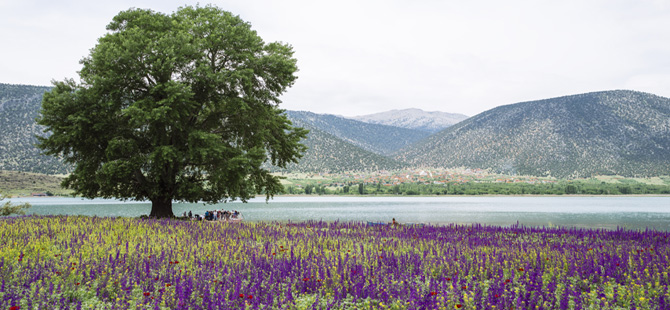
[149,196,174,218]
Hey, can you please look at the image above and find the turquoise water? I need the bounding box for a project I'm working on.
[9,196,670,230]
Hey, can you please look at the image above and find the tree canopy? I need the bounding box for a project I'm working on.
[37,5,307,218]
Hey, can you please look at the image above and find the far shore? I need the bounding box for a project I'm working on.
[9,193,670,199]
[274,193,670,198]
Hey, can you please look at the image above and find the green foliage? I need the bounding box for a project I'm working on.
[304,185,314,195]
[283,178,670,196]
[36,5,306,217]
[0,192,31,216]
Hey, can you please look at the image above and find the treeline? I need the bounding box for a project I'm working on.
[282,181,670,196]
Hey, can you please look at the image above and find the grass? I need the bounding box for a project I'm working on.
[0,170,72,197]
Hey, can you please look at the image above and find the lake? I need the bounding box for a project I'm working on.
[9,196,670,230]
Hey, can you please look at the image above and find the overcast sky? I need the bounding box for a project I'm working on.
[2,0,670,116]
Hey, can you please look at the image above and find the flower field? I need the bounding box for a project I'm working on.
[1,216,669,309]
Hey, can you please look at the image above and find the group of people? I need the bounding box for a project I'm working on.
[183,210,242,222]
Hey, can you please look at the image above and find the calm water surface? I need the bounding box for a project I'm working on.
[9,196,670,231]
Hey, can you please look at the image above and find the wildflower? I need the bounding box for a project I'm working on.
[143,292,151,296]
[239,293,245,298]
[247,295,253,299]
[10,306,20,310]
[456,304,463,308]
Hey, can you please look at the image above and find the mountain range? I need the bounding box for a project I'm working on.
[270,120,405,173]
[275,111,434,173]
[351,108,468,133]
[285,111,431,156]
[2,82,670,178]
[395,90,670,178]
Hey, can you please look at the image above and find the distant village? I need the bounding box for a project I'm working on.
[283,168,557,190]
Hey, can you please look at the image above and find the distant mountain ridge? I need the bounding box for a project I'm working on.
[285,111,431,156]
[351,108,469,133]
[3,83,670,178]
[273,117,406,173]
[396,90,670,178]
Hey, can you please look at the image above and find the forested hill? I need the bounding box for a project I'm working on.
[0,83,70,174]
[277,116,406,173]
[396,90,670,178]
[285,111,430,156]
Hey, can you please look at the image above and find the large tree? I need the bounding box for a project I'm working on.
[37,5,307,218]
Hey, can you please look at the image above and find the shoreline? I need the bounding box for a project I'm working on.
[11,193,670,199]
[274,193,670,198]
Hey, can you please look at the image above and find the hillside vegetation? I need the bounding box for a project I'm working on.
[3,84,670,178]
[285,111,430,156]
[396,90,670,178]
[0,84,70,174]
[273,118,406,173]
